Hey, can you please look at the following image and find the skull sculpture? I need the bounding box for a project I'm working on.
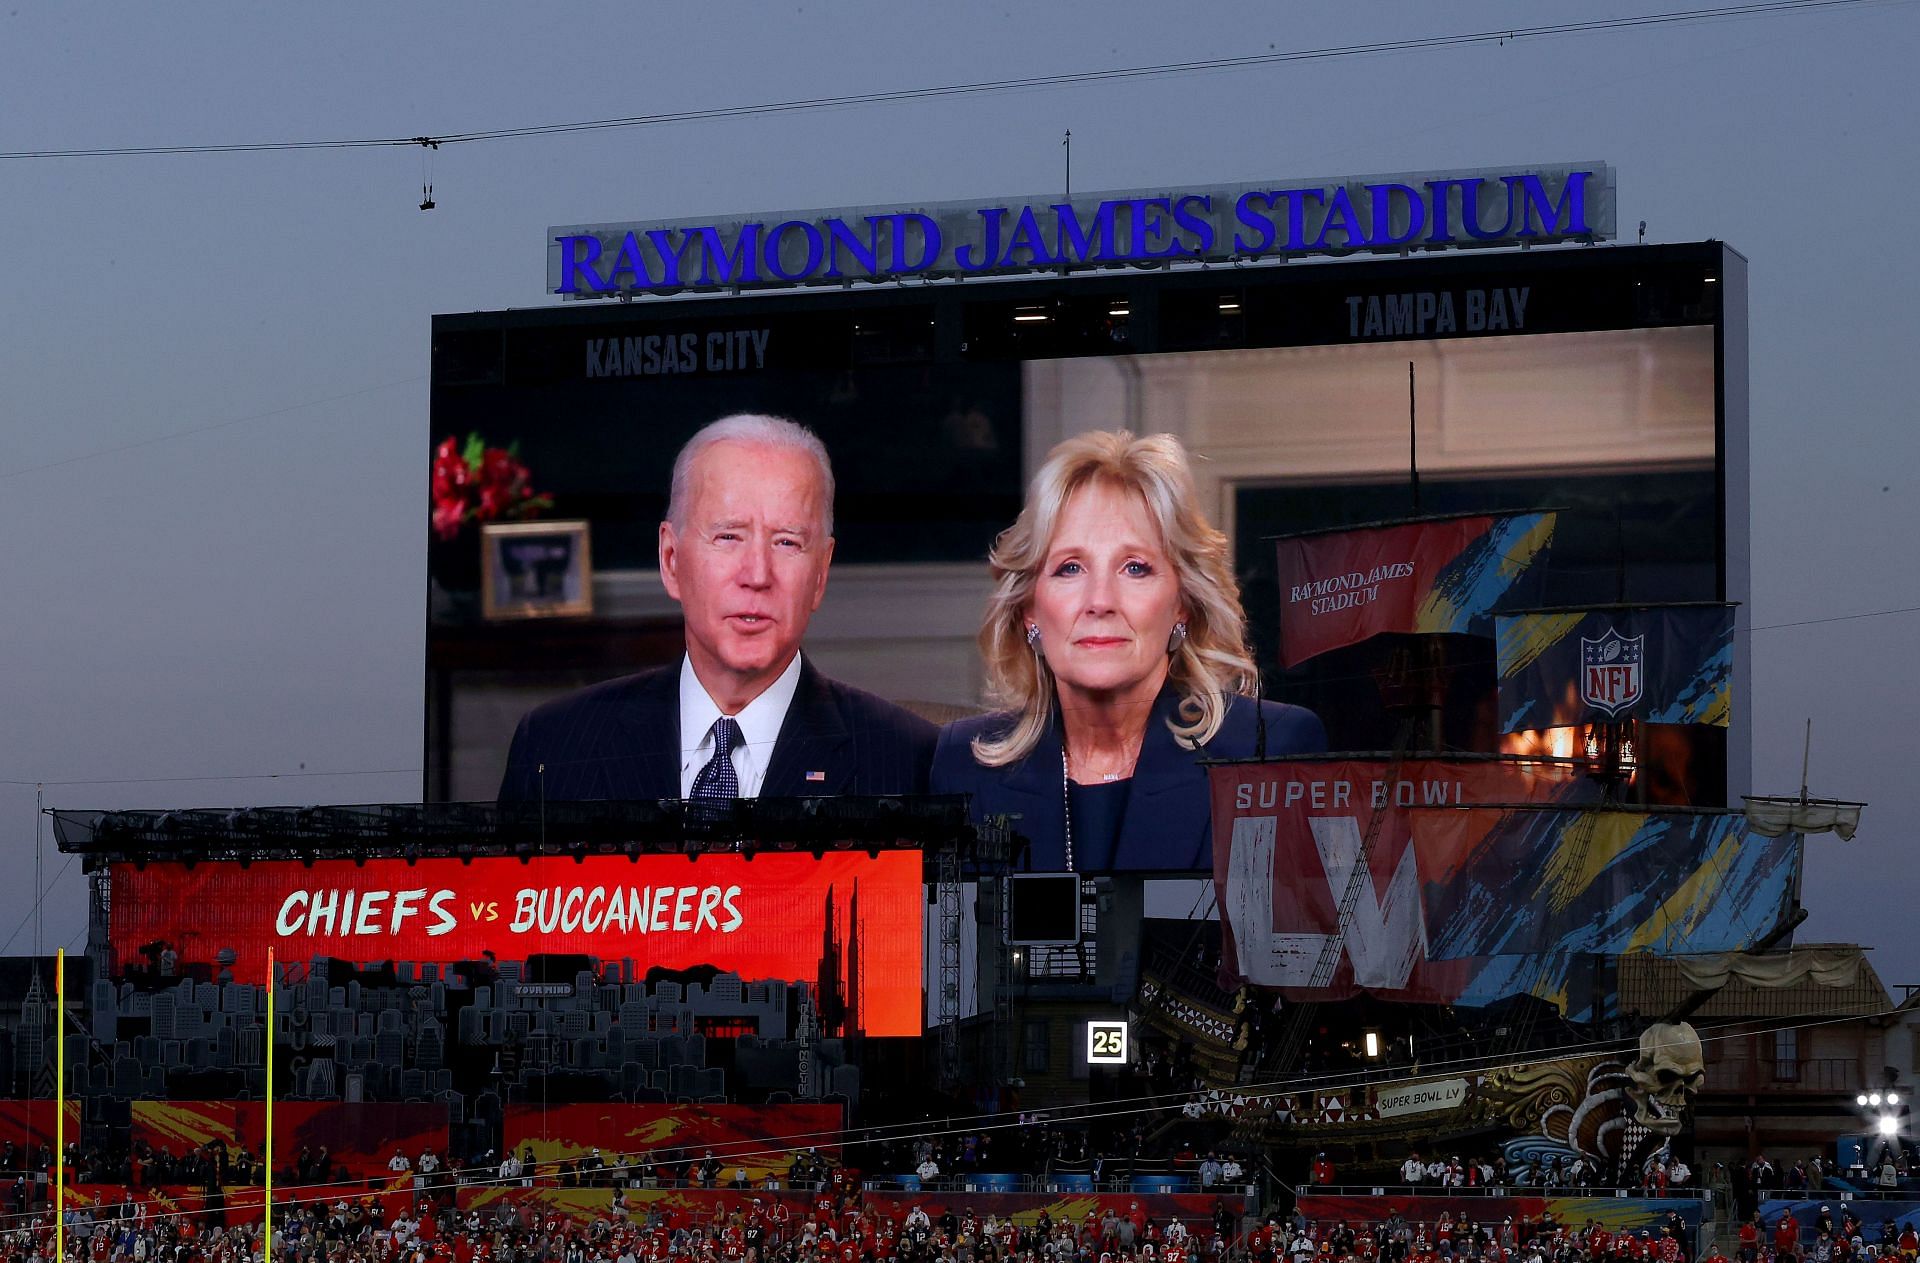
[1625,1021,1705,1134]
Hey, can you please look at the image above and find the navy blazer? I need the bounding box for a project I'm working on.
[931,688,1326,872]
[497,657,936,802]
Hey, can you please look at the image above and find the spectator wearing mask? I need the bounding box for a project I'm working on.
[1775,1212,1801,1258]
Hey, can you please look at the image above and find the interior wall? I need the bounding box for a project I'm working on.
[1026,325,1717,533]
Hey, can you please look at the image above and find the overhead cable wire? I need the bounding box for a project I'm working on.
[0,0,1896,161]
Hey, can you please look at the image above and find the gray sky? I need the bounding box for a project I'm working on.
[3,3,1916,984]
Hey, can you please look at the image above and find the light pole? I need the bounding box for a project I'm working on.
[1855,1090,1904,1173]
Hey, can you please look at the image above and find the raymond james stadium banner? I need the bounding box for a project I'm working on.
[1276,512,1557,668]
[548,163,1613,296]
[1211,759,1800,1012]
[109,852,923,1036]
[1496,604,1735,731]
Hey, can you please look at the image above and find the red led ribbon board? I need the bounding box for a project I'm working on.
[109,852,923,1036]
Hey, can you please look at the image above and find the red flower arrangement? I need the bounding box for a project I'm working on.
[431,433,553,541]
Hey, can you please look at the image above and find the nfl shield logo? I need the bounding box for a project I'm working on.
[1581,628,1645,717]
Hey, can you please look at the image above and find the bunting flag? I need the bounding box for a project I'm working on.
[1276,511,1556,668]
[1496,604,1734,731]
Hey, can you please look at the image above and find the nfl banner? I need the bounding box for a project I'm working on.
[1276,511,1556,668]
[1211,758,1799,1010]
[1495,603,1734,731]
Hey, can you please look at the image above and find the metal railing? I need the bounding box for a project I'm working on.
[1302,1183,1707,1200]
[860,1172,1260,1198]
[1755,1186,1920,1202]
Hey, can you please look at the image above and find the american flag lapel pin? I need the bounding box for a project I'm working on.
[805,771,826,783]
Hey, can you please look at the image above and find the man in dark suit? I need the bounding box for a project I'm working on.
[498,414,934,802]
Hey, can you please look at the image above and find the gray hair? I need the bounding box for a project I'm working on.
[664,413,835,537]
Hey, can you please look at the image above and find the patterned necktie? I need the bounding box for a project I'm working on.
[690,717,742,800]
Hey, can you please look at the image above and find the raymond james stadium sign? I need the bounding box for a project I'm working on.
[548,162,1613,298]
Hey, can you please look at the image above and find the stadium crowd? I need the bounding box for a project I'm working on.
[2,1109,1271,1202]
[3,1141,426,1201]
[0,1186,1708,1263]
[1734,1204,1920,1263]
[4,1181,1255,1263]
[1373,1151,1696,1195]
[0,1189,1768,1263]
[1740,1148,1920,1195]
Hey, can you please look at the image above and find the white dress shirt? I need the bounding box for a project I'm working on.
[677,652,803,798]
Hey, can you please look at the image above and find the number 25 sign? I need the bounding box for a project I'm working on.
[1086,1020,1129,1065]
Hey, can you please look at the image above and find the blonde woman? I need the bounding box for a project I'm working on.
[932,430,1324,872]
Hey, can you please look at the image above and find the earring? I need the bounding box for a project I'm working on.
[1167,620,1188,656]
[1025,623,1042,649]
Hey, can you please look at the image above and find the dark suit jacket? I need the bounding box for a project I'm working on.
[931,687,1326,872]
[497,658,936,802]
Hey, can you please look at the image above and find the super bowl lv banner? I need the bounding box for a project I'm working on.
[1276,512,1556,668]
[1495,604,1734,731]
[1212,759,1799,1010]
[1211,758,1584,1002]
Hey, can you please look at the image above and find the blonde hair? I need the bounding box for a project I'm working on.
[972,430,1259,767]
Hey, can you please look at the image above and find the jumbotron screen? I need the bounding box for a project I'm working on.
[109,850,923,1036]
[428,238,1746,849]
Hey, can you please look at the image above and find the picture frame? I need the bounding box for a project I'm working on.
[480,520,593,621]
